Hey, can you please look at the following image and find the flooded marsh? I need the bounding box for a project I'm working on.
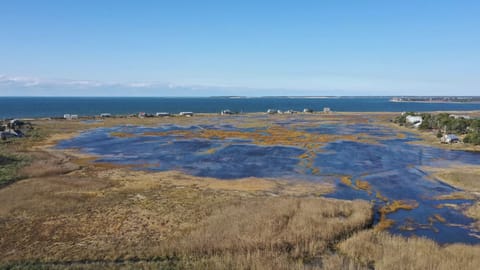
[56,114,480,244]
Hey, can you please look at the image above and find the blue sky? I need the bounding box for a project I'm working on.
[1,1,479,96]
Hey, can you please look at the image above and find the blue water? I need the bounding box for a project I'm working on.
[56,117,480,244]
[2,97,480,118]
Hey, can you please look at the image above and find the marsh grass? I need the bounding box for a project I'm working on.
[423,166,480,193]
[355,180,371,195]
[465,202,480,230]
[338,230,480,270]
[376,200,419,231]
[0,162,372,269]
[341,176,353,187]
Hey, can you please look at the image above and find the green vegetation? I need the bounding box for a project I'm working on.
[393,111,416,126]
[394,112,480,145]
[463,132,480,145]
[0,150,28,186]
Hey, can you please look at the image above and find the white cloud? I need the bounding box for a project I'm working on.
[0,74,478,96]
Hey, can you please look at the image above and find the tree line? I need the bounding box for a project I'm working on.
[394,112,480,145]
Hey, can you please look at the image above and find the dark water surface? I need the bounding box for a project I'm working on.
[56,116,480,244]
[2,96,480,118]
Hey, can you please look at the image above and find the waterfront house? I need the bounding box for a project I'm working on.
[138,112,154,118]
[267,109,277,114]
[323,107,331,113]
[406,115,422,128]
[156,112,171,117]
[100,113,112,118]
[303,108,314,113]
[451,114,471,120]
[441,134,460,144]
[179,112,194,117]
[64,114,78,120]
[221,109,233,115]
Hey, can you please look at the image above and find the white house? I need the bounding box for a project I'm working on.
[179,112,194,116]
[64,114,78,120]
[406,115,422,128]
[441,134,460,144]
[267,109,277,114]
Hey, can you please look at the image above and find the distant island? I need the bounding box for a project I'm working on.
[390,97,480,103]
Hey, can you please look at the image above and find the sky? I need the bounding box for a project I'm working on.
[0,0,479,96]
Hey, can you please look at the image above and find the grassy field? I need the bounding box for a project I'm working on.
[338,230,480,270]
[1,114,480,269]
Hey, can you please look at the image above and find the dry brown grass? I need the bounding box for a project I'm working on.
[338,230,480,270]
[170,197,372,257]
[0,149,371,269]
[423,166,480,193]
[465,202,480,230]
[17,151,80,178]
[4,114,477,269]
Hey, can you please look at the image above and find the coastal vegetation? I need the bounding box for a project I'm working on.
[338,230,480,270]
[1,114,480,269]
[394,112,480,145]
[0,151,27,185]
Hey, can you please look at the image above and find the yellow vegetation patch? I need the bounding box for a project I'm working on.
[380,200,419,214]
[141,125,361,150]
[375,191,388,202]
[376,200,419,231]
[375,218,395,231]
[341,176,353,187]
[355,180,371,193]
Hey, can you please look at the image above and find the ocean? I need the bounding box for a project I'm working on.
[1,97,480,118]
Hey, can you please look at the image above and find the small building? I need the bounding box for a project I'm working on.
[451,115,471,120]
[64,114,78,120]
[221,109,233,115]
[303,108,314,113]
[323,107,331,113]
[156,112,171,117]
[1,130,20,140]
[406,115,422,128]
[100,113,112,118]
[267,109,277,114]
[139,112,154,118]
[179,112,194,117]
[441,134,460,144]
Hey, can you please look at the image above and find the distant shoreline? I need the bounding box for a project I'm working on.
[390,100,480,104]
[390,97,480,104]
